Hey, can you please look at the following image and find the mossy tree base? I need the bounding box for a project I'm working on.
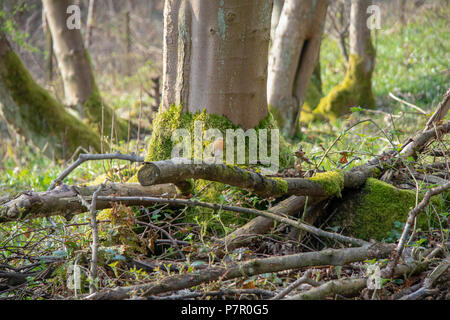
[144,105,294,202]
[314,54,375,121]
[0,39,101,159]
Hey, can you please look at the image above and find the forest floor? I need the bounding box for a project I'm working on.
[0,10,448,300]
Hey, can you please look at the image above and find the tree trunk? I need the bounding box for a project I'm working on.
[315,0,376,121]
[160,0,272,130]
[42,10,53,83]
[0,31,101,159]
[270,0,284,43]
[85,0,96,48]
[267,0,328,138]
[42,0,128,140]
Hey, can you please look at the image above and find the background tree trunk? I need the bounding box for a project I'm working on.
[267,0,328,138]
[42,0,128,140]
[270,0,284,43]
[160,0,272,130]
[0,32,101,159]
[315,0,376,121]
[85,0,96,49]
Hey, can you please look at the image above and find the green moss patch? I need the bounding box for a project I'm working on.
[314,54,375,121]
[309,170,345,198]
[145,105,294,202]
[328,178,443,241]
[0,50,101,158]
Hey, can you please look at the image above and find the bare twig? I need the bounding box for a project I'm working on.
[88,180,107,294]
[388,92,427,115]
[271,270,319,300]
[96,195,369,247]
[135,220,186,260]
[48,152,145,190]
[383,182,450,278]
[400,257,449,300]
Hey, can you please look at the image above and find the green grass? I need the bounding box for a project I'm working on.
[321,12,449,112]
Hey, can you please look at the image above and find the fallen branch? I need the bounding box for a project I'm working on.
[399,256,449,300]
[218,119,450,255]
[289,260,431,300]
[86,243,393,300]
[216,195,319,255]
[287,278,367,300]
[138,159,383,199]
[147,288,275,300]
[0,183,179,223]
[88,181,106,294]
[423,89,450,132]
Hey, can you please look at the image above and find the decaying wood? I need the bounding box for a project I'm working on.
[215,195,324,256]
[424,89,450,132]
[288,260,430,300]
[138,159,381,198]
[87,243,393,300]
[0,183,178,223]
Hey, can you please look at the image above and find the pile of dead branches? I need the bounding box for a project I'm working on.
[0,91,449,300]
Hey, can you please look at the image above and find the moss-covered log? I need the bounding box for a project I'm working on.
[326,178,447,241]
[138,159,384,199]
[0,183,179,223]
[0,31,101,158]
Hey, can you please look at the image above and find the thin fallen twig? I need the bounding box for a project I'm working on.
[84,180,107,294]
[146,288,275,300]
[271,270,319,300]
[48,152,145,190]
[86,244,393,300]
[388,92,427,115]
[135,220,186,260]
[96,195,369,247]
[400,256,450,300]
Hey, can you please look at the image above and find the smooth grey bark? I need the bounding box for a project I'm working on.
[161,0,273,129]
[315,0,375,119]
[42,0,129,139]
[349,0,375,75]
[267,0,328,137]
[270,0,284,42]
[42,0,95,110]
